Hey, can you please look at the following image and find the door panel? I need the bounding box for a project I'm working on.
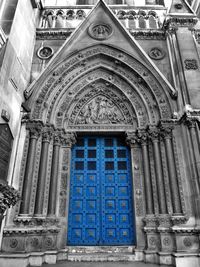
[67,136,135,245]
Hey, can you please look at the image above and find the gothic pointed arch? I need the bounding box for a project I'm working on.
[25,44,174,131]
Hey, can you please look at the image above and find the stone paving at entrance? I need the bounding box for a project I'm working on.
[41,262,173,267]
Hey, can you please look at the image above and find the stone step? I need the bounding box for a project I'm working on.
[67,253,136,262]
[67,246,135,254]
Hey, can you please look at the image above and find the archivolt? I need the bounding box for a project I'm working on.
[27,44,174,129]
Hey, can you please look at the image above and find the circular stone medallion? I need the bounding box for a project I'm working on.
[88,23,113,40]
[37,46,54,59]
[148,47,165,60]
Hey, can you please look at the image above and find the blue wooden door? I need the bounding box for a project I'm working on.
[67,136,135,245]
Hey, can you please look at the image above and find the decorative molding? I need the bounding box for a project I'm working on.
[184,59,198,70]
[13,216,59,227]
[171,215,188,226]
[164,17,198,29]
[29,45,172,124]
[130,30,166,40]
[3,227,60,236]
[36,29,73,40]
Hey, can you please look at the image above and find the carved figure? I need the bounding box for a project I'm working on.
[76,96,124,124]
[88,23,112,40]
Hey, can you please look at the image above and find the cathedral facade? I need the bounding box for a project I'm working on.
[0,0,200,266]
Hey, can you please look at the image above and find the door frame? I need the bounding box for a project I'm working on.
[62,132,145,249]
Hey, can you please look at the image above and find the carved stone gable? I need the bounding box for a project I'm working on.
[76,95,124,125]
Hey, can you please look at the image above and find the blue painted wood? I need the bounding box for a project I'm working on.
[67,136,136,245]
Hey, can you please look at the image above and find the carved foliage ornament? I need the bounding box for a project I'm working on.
[0,183,20,215]
[88,23,113,40]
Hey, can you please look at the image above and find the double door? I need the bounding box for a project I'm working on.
[67,136,135,245]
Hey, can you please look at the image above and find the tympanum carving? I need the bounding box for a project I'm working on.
[76,96,124,124]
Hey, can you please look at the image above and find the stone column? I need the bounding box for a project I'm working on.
[160,126,182,214]
[34,128,52,216]
[186,120,200,191]
[148,127,167,214]
[20,125,41,215]
[47,132,62,216]
[52,15,57,28]
[59,132,76,247]
[126,132,146,250]
[137,130,154,215]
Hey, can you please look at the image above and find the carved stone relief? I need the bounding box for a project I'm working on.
[37,46,54,59]
[66,84,136,127]
[148,47,165,60]
[30,45,172,126]
[88,23,113,40]
[184,59,198,70]
[76,95,124,124]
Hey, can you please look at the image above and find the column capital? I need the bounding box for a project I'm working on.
[62,132,76,148]
[125,132,138,147]
[184,118,197,129]
[41,126,54,143]
[147,125,160,142]
[159,125,174,139]
[26,121,43,139]
[137,129,149,145]
[29,126,42,139]
[53,132,62,146]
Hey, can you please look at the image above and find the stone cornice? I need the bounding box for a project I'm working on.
[130,30,166,40]
[36,29,73,40]
[3,227,60,236]
[36,29,167,41]
[163,16,198,29]
[180,108,200,126]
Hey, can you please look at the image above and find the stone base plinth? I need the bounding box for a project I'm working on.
[173,253,200,267]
